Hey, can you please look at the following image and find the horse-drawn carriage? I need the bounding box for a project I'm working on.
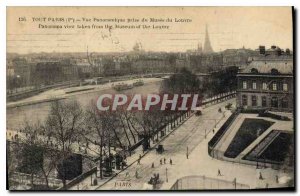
[156,145,164,154]
[195,106,203,116]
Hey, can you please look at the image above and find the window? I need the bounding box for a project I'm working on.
[272,83,277,91]
[252,82,257,90]
[262,82,267,90]
[282,98,288,108]
[283,83,288,91]
[242,95,247,106]
[271,68,279,75]
[262,96,267,107]
[251,68,258,74]
[271,97,278,108]
[243,81,247,89]
[252,96,257,106]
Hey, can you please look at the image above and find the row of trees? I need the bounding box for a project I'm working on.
[203,66,238,96]
[8,101,191,190]
[8,68,201,190]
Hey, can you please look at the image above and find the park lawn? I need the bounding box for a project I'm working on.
[224,118,274,158]
[258,132,293,163]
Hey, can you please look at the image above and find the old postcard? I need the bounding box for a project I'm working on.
[6,7,294,191]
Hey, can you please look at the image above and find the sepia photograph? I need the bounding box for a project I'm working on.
[6,6,295,191]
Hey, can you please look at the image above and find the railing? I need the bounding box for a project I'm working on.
[208,111,239,154]
[170,175,250,190]
[7,80,81,102]
[202,91,236,107]
[207,148,293,171]
[246,130,280,159]
[57,167,97,190]
[9,172,62,189]
[259,112,291,121]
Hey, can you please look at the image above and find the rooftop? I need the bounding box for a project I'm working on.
[239,60,293,75]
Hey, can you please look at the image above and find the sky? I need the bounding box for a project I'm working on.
[7,7,293,54]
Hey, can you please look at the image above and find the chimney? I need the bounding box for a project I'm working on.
[259,45,265,55]
[276,47,282,56]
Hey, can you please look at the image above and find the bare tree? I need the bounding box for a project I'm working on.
[132,106,164,151]
[83,103,109,179]
[9,121,55,190]
[45,99,83,189]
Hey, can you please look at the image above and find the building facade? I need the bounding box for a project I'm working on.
[236,49,293,112]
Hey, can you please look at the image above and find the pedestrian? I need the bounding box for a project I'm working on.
[186,146,189,159]
[259,172,263,180]
[233,178,236,188]
[152,162,154,168]
[275,175,279,183]
[170,158,172,165]
[137,159,140,165]
[160,159,162,165]
[217,169,222,176]
[164,158,166,164]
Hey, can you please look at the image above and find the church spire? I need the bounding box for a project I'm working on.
[203,24,214,53]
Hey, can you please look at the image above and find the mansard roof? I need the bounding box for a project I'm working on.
[239,60,293,75]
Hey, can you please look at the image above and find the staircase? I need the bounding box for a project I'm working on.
[246,130,281,160]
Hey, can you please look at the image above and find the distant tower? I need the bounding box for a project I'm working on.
[203,24,214,53]
[133,41,144,53]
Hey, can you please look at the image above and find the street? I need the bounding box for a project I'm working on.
[97,99,234,190]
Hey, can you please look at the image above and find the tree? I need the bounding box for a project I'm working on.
[10,121,57,190]
[83,103,111,179]
[160,67,200,94]
[18,122,43,188]
[91,109,124,175]
[160,68,200,126]
[208,66,238,95]
[45,99,84,189]
[131,105,164,151]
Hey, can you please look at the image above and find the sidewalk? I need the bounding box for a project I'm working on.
[68,110,194,190]
[95,98,292,190]
[96,99,236,190]
[160,116,292,190]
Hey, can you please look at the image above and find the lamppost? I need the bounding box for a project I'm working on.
[166,168,168,183]
[16,75,20,92]
[90,174,93,186]
[186,146,189,159]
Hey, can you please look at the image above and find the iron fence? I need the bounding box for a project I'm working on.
[171,175,250,190]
